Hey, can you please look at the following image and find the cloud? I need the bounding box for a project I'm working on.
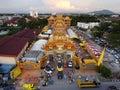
[0,0,120,13]
[42,0,78,12]
[55,1,75,10]
[42,0,96,12]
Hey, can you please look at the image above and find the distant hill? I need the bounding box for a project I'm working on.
[90,10,116,15]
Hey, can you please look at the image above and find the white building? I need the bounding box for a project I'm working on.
[77,22,99,29]
[30,11,38,18]
[0,37,28,64]
[0,16,8,25]
[111,15,119,17]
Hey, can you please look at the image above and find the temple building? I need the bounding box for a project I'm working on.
[17,14,105,70]
[42,14,105,68]
[43,14,76,63]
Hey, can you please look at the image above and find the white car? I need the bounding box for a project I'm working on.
[57,60,62,63]
[114,59,119,64]
[106,48,110,52]
[114,55,119,59]
[68,61,73,68]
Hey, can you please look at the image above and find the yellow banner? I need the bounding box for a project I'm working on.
[97,47,106,66]
[10,66,21,79]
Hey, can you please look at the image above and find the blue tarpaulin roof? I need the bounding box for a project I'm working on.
[0,64,15,74]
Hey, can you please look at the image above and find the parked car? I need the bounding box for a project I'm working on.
[44,64,54,74]
[42,80,48,86]
[107,85,118,90]
[114,48,120,53]
[114,54,119,59]
[57,71,63,79]
[106,48,111,53]
[112,50,117,55]
[63,63,67,68]
[57,60,62,63]
[57,62,63,71]
[116,54,120,59]
[114,59,119,64]
[68,61,73,68]
[98,42,105,47]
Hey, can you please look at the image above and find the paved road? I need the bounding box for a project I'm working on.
[38,74,120,90]
[1,80,120,90]
[41,79,120,90]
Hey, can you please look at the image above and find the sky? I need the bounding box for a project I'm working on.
[0,0,120,13]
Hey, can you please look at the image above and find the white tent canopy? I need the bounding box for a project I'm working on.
[39,34,49,38]
[38,29,52,38]
[22,50,44,62]
[31,39,47,51]
[67,29,78,39]
[46,29,52,34]
[22,39,47,62]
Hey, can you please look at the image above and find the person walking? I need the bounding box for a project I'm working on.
[37,86,41,90]
[64,74,67,80]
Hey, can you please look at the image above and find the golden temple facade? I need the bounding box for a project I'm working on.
[43,14,76,57]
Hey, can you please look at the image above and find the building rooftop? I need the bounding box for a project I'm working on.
[12,28,40,41]
[7,17,20,24]
[0,36,29,57]
[26,17,38,21]
[0,64,15,74]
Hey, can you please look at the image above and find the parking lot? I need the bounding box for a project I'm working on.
[73,27,120,74]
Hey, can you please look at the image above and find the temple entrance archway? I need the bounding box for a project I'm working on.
[18,61,40,69]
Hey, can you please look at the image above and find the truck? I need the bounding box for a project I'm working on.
[22,84,36,90]
[77,79,101,88]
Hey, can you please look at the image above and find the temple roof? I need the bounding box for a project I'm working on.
[55,22,64,27]
[43,39,77,51]
[52,20,67,28]
[64,16,71,20]
[48,16,55,20]
[55,14,63,20]
[43,26,48,32]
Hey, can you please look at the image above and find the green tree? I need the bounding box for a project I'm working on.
[99,22,111,31]
[18,18,27,28]
[106,22,120,47]
[38,18,47,29]
[107,33,120,47]
[91,26,104,38]
[7,28,20,36]
[1,22,7,27]
[97,65,112,78]
[111,22,120,34]
[91,22,111,38]
[70,15,99,26]
[26,20,40,28]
